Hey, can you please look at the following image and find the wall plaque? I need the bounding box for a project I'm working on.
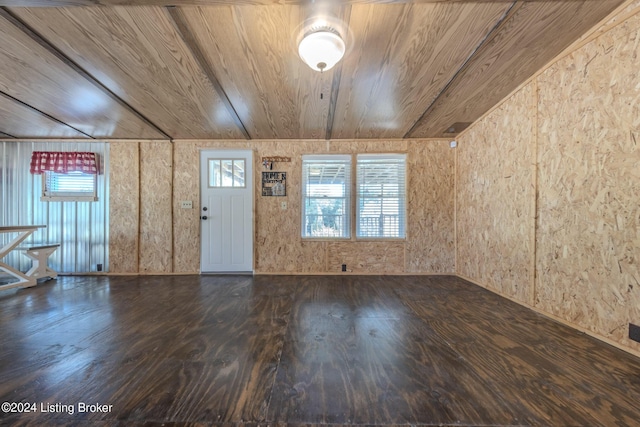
[262,171,286,196]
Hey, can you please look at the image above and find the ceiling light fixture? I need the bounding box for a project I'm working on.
[298,29,346,72]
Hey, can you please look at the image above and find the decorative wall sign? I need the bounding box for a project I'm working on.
[262,171,286,196]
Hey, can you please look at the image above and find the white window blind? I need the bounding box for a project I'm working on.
[356,154,406,238]
[302,155,351,238]
[42,171,97,201]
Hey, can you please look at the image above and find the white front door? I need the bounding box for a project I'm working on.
[200,150,253,273]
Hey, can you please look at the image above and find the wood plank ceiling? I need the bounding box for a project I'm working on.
[0,0,626,140]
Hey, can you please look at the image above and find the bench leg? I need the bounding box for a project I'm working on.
[0,262,36,288]
[23,247,58,280]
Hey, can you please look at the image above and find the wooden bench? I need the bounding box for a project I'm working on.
[17,243,60,283]
[1,225,61,289]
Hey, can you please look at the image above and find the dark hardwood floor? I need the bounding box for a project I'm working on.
[1,274,639,426]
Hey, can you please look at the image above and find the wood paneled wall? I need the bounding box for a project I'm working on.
[107,0,640,357]
[110,139,455,276]
[456,0,640,355]
[456,83,536,304]
[108,142,139,273]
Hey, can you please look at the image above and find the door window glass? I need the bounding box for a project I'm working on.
[208,158,246,188]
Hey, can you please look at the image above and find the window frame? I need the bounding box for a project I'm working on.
[41,170,98,202]
[355,153,407,240]
[301,154,352,239]
[207,158,247,189]
[300,152,407,241]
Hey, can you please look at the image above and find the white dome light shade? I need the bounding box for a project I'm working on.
[298,30,346,72]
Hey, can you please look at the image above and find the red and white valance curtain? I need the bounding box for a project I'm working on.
[30,152,99,175]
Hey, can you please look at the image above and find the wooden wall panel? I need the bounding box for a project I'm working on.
[327,139,407,153]
[331,2,509,139]
[253,140,328,273]
[14,7,244,139]
[3,2,625,140]
[327,241,404,273]
[535,10,640,351]
[109,141,139,273]
[0,93,87,138]
[180,6,332,140]
[406,140,455,273]
[409,0,626,138]
[0,0,542,5]
[0,12,163,139]
[172,140,203,273]
[169,138,454,274]
[139,141,173,273]
[456,83,535,302]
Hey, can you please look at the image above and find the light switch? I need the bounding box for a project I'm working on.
[281,201,287,210]
[181,201,193,209]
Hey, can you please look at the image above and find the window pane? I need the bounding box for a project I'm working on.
[302,155,351,238]
[221,160,233,187]
[50,172,94,192]
[209,159,246,188]
[43,171,97,201]
[304,197,347,237]
[233,160,245,187]
[208,160,221,187]
[356,154,406,238]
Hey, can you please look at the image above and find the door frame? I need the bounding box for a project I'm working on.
[199,149,254,274]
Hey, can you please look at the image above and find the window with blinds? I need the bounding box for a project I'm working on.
[356,154,406,238]
[42,171,98,201]
[302,155,351,238]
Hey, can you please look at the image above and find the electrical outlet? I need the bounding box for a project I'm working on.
[342,264,347,272]
[181,200,193,209]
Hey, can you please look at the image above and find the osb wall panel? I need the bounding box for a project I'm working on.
[536,11,640,351]
[456,82,535,302]
[173,140,205,273]
[327,241,405,273]
[327,139,408,153]
[572,0,640,49]
[108,141,139,273]
[139,141,173,273]
[406,140,455,273]
[254,140,331,273]
[170,139,453,274]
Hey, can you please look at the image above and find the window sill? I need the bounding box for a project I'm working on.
[355,237,406,242]
[300,237,406,242]
[41,196,98,202]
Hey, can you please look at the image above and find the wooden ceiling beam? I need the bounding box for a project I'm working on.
[167,7,252,140]
[0,90,93,138]
[403,1,520,138]
[325,4,350,140]
[0,91,90,138]
[406,0,626,138]
[0,7,172,139]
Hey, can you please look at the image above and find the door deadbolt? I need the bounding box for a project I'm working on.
[202,207,208,211]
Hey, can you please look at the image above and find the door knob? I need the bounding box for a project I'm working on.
[201,216,208,220]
